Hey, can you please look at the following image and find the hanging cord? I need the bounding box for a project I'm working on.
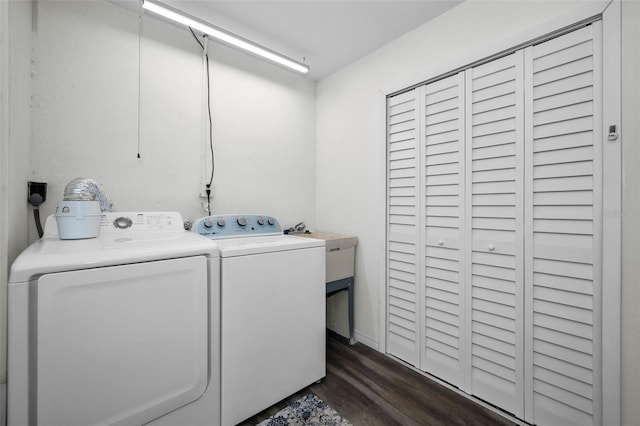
[33,208,43,239]
[189,28,214,215]
[137,0,143,159]
[29,194,44,238]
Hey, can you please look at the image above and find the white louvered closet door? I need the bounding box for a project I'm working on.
[464,52,524,417]
[422,72,466,388]
[523,23,602,426]
[385,21,609,426]
[386,89,421,367]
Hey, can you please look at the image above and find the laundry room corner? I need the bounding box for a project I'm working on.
[3,0,318,423]
[1,0,33,423]
[28,0,317,242]
[3,0,639,423]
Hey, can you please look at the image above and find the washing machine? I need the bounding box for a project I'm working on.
[8,212,220,426]
[192,214,326,426]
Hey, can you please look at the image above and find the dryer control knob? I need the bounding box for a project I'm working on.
[267,217,275,225]
[203,220,214,228]
[237,216,247,226]
[257,217,265,225]
[114,217,132,229]
[217,218,226,227]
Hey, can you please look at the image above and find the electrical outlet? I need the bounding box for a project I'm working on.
[197,182,211,198]
[28,181,48,205]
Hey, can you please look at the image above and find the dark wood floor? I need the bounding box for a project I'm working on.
[239,332,516,426]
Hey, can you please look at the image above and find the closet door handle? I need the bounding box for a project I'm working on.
[488,244,495,251]
[438,240,444,246]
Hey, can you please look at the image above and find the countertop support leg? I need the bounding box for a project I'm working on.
[326,277,356,345]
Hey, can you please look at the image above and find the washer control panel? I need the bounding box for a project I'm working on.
[192,214,282,239]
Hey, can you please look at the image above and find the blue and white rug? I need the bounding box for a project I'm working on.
[257,393,352,426]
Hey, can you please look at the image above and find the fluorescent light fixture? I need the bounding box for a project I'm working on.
[142,0,310,74]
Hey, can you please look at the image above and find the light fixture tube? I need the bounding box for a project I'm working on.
[142,0,310,74]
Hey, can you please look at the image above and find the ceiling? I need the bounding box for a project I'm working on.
[153,0,463,80]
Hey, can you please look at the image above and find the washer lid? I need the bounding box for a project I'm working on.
[10,215,219,283]
[215,235,325,258]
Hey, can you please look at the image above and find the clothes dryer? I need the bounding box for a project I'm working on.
[8,212,220,426]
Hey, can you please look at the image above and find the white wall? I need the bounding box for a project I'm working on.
[0,0,9,396]
[621,1,640,423]
[0,0,315,388]
[316,0,604,346]
[317,0,638,422]
[1,0,33,387]
[30,0,316,238]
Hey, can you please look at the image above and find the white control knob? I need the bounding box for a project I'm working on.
[267,217,275,225]
[114,217,132,229]
[488,244,495,251]
[203,220,213,228]
[217,218,226,227]
[257,217,265,225]
[237,216,247,226]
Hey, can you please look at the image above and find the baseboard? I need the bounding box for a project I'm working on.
[354,330,379,351]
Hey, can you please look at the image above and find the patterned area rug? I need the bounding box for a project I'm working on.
[257,393,352,426]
